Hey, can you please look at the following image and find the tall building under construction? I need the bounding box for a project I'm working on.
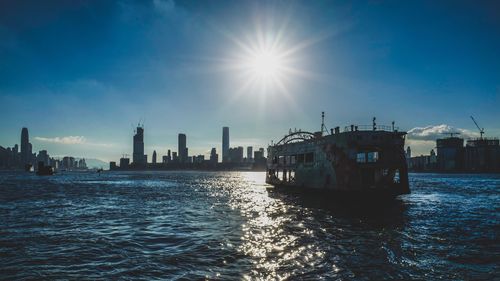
[132,125,146,166]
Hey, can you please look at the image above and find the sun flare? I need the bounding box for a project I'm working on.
[247,48,284,79]
[223,16,323,102]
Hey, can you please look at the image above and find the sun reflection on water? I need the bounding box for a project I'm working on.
[230,172,330,280]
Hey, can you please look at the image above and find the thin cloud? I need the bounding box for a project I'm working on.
[35,136,86,144]
[407,124,478,141]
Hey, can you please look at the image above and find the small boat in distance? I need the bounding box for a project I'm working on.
[36,161,54,176]
[266,113,410,199]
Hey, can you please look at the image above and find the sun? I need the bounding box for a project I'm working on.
[247,48,284,79]
[220,14,325,100]
[235,42,291,92]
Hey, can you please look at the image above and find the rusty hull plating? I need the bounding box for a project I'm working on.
[266,120,410,198]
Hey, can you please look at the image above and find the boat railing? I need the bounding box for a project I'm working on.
[343,124,399,132]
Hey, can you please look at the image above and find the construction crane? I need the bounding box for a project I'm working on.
[470,116,485,139]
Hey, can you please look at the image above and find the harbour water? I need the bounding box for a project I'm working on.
[0,171,498,280]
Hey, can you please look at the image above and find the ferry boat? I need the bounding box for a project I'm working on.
[266,113,410,199]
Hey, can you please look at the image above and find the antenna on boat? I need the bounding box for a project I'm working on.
[321,111,329,135]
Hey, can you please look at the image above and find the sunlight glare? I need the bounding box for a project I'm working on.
[248,48,284,79]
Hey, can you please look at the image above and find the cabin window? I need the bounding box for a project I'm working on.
[367,152,379,163]
[279,156,285,165]
[297,154,305,163]
[356,153,366,163]
[305,152,314,163]
[290,155,296,165]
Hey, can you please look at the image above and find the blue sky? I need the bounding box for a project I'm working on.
[0,0,499,161]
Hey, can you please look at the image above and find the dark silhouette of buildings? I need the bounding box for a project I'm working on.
[222,127,229,163]
[409,136,500,172]
[20,127,32,167]
[109,125,267,171]
[437,137,464,171]
[227,146,244,163]
[210,148,218,164]
[0,127,89,171]
[133,125,146,167]
[464,138,500,172]
[247,146,253,162]
[162,149,171,163]
[37,150,49,166]
[178,133,187,163]
[120,157,130,168]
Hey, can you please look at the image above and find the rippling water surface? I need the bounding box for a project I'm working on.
[0,171,498,280]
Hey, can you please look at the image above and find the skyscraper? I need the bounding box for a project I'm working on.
[247,146,253,161]
[132,125,145,166]
[210,148,218,164]
[222,126,229,163]
[152,150,157,164]
[178,133,187,163]
[20,127,31,165]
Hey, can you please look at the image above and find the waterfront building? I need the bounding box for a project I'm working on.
[409,149,437,171]
[228,146,244,163]
[247,146,253,162]
[193,155,205,164]
[464,138,500,172]
[405,146,412,167]
[37,150,49,166]
[430,149,437,164]
[437,137,464,171]
[152,150,157,164]
[62,156,76,170]
[178,134,187,163]
[254,150,263,160]
[132,125,146,166]
[120,157,130,168]
[29,144,34,165]
[210,148,218,164]
[172,152,178,162]
[259,148,265,158]
[222,127,229,163]
[20,127,32,166]
[409,155,431,171]
[0,146,7,168]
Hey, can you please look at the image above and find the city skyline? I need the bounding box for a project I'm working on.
[0,0,499,162]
